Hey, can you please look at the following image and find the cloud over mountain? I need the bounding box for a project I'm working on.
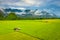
[0,0,60,16]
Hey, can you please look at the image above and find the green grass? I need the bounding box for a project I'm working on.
[0,19,60,40]
[0,32,39,40]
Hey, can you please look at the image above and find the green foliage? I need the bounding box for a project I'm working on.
[0,11,59,20]
[5,12,18,20]
[0,10,4,20]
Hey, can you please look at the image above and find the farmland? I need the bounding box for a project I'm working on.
[0,19,60,40]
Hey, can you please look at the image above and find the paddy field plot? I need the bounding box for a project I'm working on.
[0,19,60,40]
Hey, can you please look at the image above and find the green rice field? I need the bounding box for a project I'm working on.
[0,19,60,40]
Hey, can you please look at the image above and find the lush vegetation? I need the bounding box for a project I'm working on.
[5,12,18,20]
[0,20,60,40]
[0,10,60,40]
[0,11,59,20]
[0,10,4,20]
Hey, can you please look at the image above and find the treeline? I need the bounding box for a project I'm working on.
[0,12,60,20]
[0,12,19,20]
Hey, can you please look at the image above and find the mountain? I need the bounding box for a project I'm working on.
[0,8,5,19]
[39,11,57,18]
[1,8,58,19]
[0,8,6,16]
[4,8,22,13]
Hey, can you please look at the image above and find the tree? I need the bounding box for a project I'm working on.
[0,10,4,20]
[5,12,18,20]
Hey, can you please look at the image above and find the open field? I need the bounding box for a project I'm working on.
[0,19,60,40]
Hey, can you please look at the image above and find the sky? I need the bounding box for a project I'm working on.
[0,0,60,16]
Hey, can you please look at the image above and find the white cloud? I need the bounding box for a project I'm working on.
[23,0,52,6]
[23,0,42,6]
[11,7,26,10]
[43,8,55,14]
[52,1,60,6]
[0,0,52,7]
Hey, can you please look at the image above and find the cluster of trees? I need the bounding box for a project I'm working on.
[0,9,59,20]
[0,10,4,20]
[0,12,20,20]
[0,12,39,20]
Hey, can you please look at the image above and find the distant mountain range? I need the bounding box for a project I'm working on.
[0,8,59,18]
[4,8,23,12]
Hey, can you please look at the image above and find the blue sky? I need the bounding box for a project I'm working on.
[0,0,60,16]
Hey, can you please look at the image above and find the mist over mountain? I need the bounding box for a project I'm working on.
[0,8,59,19]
